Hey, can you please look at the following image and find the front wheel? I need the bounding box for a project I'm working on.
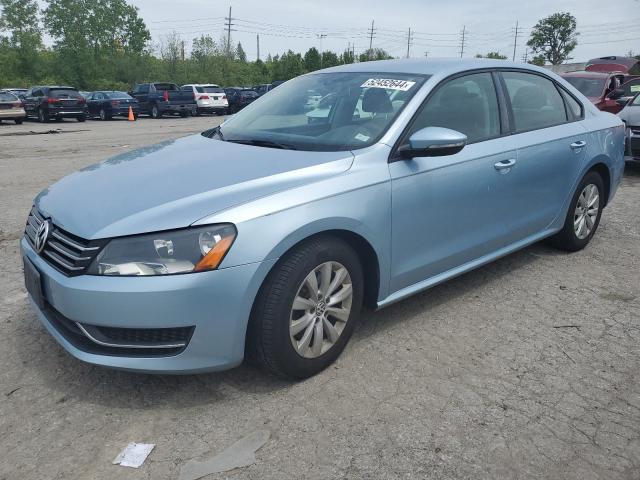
[248,237,363,379]
[548,171,604,252]
[15,118,23,125]
[77,115,86,122]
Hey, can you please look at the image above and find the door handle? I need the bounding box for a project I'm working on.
[494,158,516,172]
[570,141,587,150]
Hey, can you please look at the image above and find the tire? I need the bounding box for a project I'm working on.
[99,108,110,121]
[248,237,364,379]
[37,108,48,123]
[151,104,162,119]
[77,115,86,122]
[15,118,23,125]
[548,171,604,252]
[180,110,189,118]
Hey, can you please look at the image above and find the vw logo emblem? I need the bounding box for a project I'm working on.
[34,220,50,253]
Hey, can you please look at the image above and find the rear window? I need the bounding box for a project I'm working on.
[0,91,18,101]
[241,91,258,98]
[154,83,179,91]
[50,89,81,98]
[106,92,132,99]
[196,86,223,93]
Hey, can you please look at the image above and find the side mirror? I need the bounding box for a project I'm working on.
[399,127,467,158]
[607,88,624,100]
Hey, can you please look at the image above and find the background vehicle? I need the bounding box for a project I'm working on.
[22,86,87,123]
[561,71,627,113]
[618,93,640,162]
[86,91,139,120]
[253,83,274,96]
[609,77,640,108]
[3,88,27,100]
[181,84,228,115]
[224,87,259,113]
[129,82,196,118]
[0,90,26,124]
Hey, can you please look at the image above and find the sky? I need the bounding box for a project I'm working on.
[40,0,640,62]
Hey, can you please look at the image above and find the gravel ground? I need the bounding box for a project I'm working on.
[1,116,639,480]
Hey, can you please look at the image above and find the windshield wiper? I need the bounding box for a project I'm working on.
[227,139,298,150]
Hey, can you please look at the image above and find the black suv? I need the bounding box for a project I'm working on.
[23,86,88,122]
[224,88,259,113]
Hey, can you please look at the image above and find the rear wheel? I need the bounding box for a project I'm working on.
[248,237,363,379]
[14,118,23,125]
[151,105,162,119]
[77,115,86,122]
[548,171,604,252]
[99,108,110,121]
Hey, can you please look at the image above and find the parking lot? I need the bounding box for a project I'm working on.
[1,116,640,479]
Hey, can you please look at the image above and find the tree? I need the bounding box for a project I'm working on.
[0,0,42,79]
[321,51,339,68]
[236,42,246,62]
[303,47,321,71]
[475,51,507,60]
[340,48,355,65]
[528,55,546,66]
[527,12,578,65]
[358,48,393,63]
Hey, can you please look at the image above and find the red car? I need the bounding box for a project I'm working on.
[561,71,627,114]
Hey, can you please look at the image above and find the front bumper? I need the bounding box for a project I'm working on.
[21,237,275,373]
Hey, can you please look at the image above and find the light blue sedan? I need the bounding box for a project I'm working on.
[22,59,625,379]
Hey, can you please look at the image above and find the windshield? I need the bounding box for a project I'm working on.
[564,77,606,98]
[106,92,132,99]
[632,93,640,106]
[196,86,222,93]
[50,89,81,98]
[218,72,427,151]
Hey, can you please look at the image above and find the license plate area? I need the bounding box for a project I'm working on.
[24,256,45,309]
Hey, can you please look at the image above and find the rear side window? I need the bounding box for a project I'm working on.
[50,89,81,98]
[559,89,583,121]
[154,83,178,91]
[0,92,17,101]
[502,72,567,132]
[407,72,501,144]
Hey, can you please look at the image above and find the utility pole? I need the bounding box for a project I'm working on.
[512,20,519,61]
[425,51,429,58]
[317,33,327,68]
[368,20,376,59]
[406,27,412,58]
[256,34,260,61]
[522,48,529,63]
[459,25,466,58]
[225,6,235,57]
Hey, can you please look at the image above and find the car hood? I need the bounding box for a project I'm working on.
[36,134,354,239]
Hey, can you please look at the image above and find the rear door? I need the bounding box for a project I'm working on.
[389,71,518,292]
[497,70,586,242]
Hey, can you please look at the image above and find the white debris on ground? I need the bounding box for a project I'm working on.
[112,443,155,468]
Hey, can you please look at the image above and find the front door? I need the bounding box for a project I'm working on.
[389,71,517,293]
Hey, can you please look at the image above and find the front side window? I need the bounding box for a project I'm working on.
[405,72,500,144]
[622,79,640,97]
[503,72,567,132]
[218,72,427,151]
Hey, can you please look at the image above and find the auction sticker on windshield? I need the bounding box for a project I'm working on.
[361,78,416,91]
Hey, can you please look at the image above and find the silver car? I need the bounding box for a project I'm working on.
[618,93,640,162]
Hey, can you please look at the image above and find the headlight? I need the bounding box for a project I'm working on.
[87,224,236,276]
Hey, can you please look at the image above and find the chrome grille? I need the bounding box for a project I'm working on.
[24,206,105,276]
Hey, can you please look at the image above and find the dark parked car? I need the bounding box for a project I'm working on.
[22,86,87,122]
[253,83,275,97]
[224,88,259,113]
[561,71,627,114]
[129,82,196,118]
[86,91,139,120]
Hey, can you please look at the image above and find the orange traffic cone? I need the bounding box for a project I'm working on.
[128,106,135,121]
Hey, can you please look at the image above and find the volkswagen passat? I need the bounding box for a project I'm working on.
[22,59,625,379]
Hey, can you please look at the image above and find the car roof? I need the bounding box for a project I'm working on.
[319,58,553,77]
[183,84,220,87]
[560,71,616,78]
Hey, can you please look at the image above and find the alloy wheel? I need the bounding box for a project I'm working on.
[289,261,353,359]
[574,183,599,240]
